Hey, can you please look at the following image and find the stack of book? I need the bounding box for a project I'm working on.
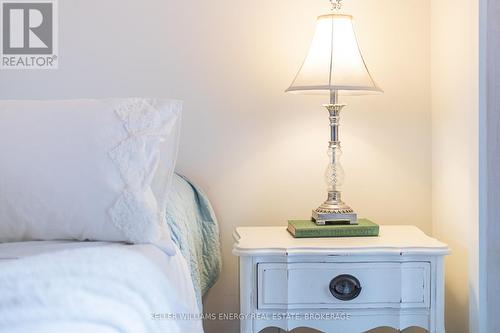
[287,218,379,238]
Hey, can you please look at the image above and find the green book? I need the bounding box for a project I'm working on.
[287,218,379,238]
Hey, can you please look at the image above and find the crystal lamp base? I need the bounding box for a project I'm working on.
[312,91,358,226]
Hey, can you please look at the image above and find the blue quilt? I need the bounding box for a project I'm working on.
[165,173,221,309]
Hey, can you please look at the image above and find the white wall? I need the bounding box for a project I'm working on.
[431,0,480,332]
[0,1,432,332]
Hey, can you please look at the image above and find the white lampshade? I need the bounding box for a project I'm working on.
[286,14,381,94]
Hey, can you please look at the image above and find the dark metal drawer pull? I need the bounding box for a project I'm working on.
[329,274,362,301]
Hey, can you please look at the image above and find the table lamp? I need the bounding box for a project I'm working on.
[286,0,382,225]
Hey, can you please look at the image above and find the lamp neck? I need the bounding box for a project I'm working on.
[324,103,346,146]
[325,91,345,146]
[330,90,339,105]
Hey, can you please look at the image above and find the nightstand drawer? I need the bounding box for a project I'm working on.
[257,262,430,310]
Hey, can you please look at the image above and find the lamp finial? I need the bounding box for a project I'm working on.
[330,0,343,11]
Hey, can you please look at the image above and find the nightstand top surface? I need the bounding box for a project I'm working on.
[233,225,449,256]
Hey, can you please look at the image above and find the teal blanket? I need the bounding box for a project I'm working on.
[165,174,221,308]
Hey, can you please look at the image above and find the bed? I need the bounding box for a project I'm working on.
[0,173,221,333]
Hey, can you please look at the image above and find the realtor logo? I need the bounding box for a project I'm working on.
[1,0,58,69]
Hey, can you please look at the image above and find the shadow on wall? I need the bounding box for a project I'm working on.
[260,327,426,333]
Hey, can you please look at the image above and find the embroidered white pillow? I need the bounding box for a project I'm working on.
[0,98,181,253]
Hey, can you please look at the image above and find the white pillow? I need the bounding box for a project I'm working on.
[0,98,181,253]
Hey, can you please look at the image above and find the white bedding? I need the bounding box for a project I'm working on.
[0,241,203,333]
[0,98,182,248]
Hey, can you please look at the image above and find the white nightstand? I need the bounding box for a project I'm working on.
[233,225,449,333]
